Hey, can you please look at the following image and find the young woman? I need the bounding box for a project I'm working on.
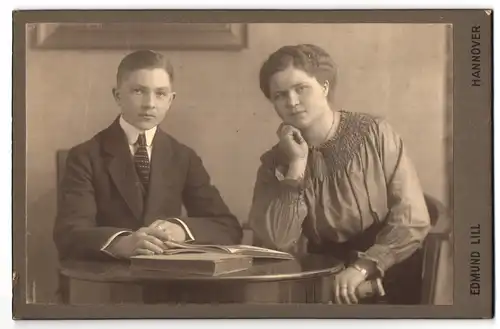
[248,44,431,304]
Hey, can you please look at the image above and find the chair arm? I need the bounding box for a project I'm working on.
[425,194,452,240]
[428,216,451,239]
[421,194,452,304]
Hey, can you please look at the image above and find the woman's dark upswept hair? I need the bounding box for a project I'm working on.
[259,44,338,101]
[116,50,174,86]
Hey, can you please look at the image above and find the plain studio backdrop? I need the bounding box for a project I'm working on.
[26,23,452,303]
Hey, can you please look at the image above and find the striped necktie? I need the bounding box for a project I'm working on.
[134,133,150,191]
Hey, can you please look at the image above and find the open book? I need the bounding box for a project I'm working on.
[162,241,295,260]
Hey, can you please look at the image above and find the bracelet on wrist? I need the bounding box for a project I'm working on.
[350,263,369,279]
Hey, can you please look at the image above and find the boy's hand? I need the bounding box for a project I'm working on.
[106,226,171,258]
[149,219,187,243]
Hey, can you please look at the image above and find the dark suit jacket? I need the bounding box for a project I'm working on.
[53,117,242,260]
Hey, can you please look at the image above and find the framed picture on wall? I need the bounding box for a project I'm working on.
[31,23,248,50]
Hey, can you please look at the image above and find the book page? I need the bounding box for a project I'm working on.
[163,241,293,259]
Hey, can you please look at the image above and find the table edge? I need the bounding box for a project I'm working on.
[60,263,345,284]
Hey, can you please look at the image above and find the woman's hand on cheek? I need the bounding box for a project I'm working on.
[277,124,309,163]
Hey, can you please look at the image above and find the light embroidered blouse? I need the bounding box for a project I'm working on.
[248,110,431,274]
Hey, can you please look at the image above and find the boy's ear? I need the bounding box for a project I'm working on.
[112,87,120,101]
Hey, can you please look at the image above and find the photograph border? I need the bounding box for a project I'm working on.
[12,9,493,319]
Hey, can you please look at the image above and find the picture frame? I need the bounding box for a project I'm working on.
[31,23,248,50]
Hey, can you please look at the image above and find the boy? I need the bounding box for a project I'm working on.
[53,50,242,260]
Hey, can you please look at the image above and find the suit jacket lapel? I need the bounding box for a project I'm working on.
[101,118,144,221]
[143,129,176,226]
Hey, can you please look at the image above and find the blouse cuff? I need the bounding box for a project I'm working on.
[276,180,305,203]
[356,245,396,277]
[276,164,307,189]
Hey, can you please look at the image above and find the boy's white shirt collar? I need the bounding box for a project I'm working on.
[119,115,157,146]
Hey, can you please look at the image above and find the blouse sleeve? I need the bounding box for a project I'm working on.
[247,152,308,252]
[356,119,431,275]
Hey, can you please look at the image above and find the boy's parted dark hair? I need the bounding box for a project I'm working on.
[116,50,174,85]
[259,44,338,100]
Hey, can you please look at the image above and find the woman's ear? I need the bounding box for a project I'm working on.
[322,80,330,97]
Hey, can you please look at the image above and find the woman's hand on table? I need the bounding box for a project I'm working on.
[333,266,367,304]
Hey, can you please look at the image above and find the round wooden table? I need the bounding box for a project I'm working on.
[58,254,344,304]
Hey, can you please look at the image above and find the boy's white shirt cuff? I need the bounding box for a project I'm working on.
[100,230,132,258]
[166,218,195,242]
